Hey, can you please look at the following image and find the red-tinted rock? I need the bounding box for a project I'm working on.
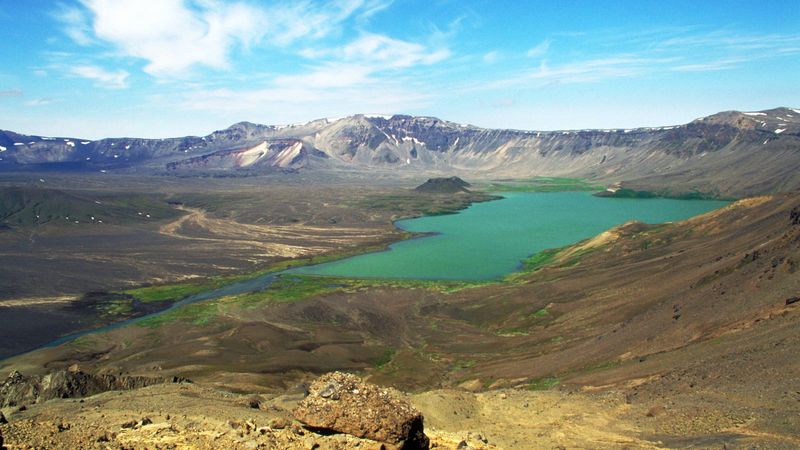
[293,372,429,449]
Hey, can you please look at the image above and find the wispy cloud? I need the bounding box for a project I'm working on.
[671,58,746,72]
[481,56,677,90]
[482,29,800,90]
[54,3,93,46]
[0,89,23,97]
[266,1,393,46]
[483,51,500,63]
[70,65,129,88]
[176,82,432,121]
[526,39,551,58]
[180,31,447,117]
[26,98,55,106]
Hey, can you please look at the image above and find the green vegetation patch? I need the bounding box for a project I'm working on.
[496,326,529,336]
[239,275,342,305]
[527,376,560,390]
[372,348,396,370]
[531,308,549,318]
[521,248,563,271]
[124,282,223,303]
[121,239,422,308]
[596,188,733,201]
[486,177,604,193]
[452,359,477,370]
[134,271,499,329]
[136,299,221,328]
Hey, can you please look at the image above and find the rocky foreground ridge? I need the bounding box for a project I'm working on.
[0,366,186,410]
[0,370,517,449]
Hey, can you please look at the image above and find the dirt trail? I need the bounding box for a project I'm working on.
[0,296,78,308]
[159,206,386,258]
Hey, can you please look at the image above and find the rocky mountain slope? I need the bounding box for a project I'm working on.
[2,107,799,196]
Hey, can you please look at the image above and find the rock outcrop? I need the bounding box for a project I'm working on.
[0,368,187,408]
[415,176,471,194]
[293,372,429,449]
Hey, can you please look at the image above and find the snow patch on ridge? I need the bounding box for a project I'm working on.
[402,136,423,145]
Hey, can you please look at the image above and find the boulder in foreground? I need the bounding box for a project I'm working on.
[293,371,429,449]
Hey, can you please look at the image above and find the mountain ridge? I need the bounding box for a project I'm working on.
[1,107,799,196]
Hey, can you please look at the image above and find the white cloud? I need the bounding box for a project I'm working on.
[75,0,266,76]
[70,65,130,88]
[64,0,398,77]
[482,51,499,63]
[526,39,551,58]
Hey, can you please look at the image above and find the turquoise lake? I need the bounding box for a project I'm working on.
[293,192,729,280]
[25,191,729,355]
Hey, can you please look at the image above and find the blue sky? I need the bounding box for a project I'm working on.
[0,0,798,139]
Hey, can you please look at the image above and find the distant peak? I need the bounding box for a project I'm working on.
[226,121,265,130]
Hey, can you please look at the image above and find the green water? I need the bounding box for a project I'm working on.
[293,192,729,280]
